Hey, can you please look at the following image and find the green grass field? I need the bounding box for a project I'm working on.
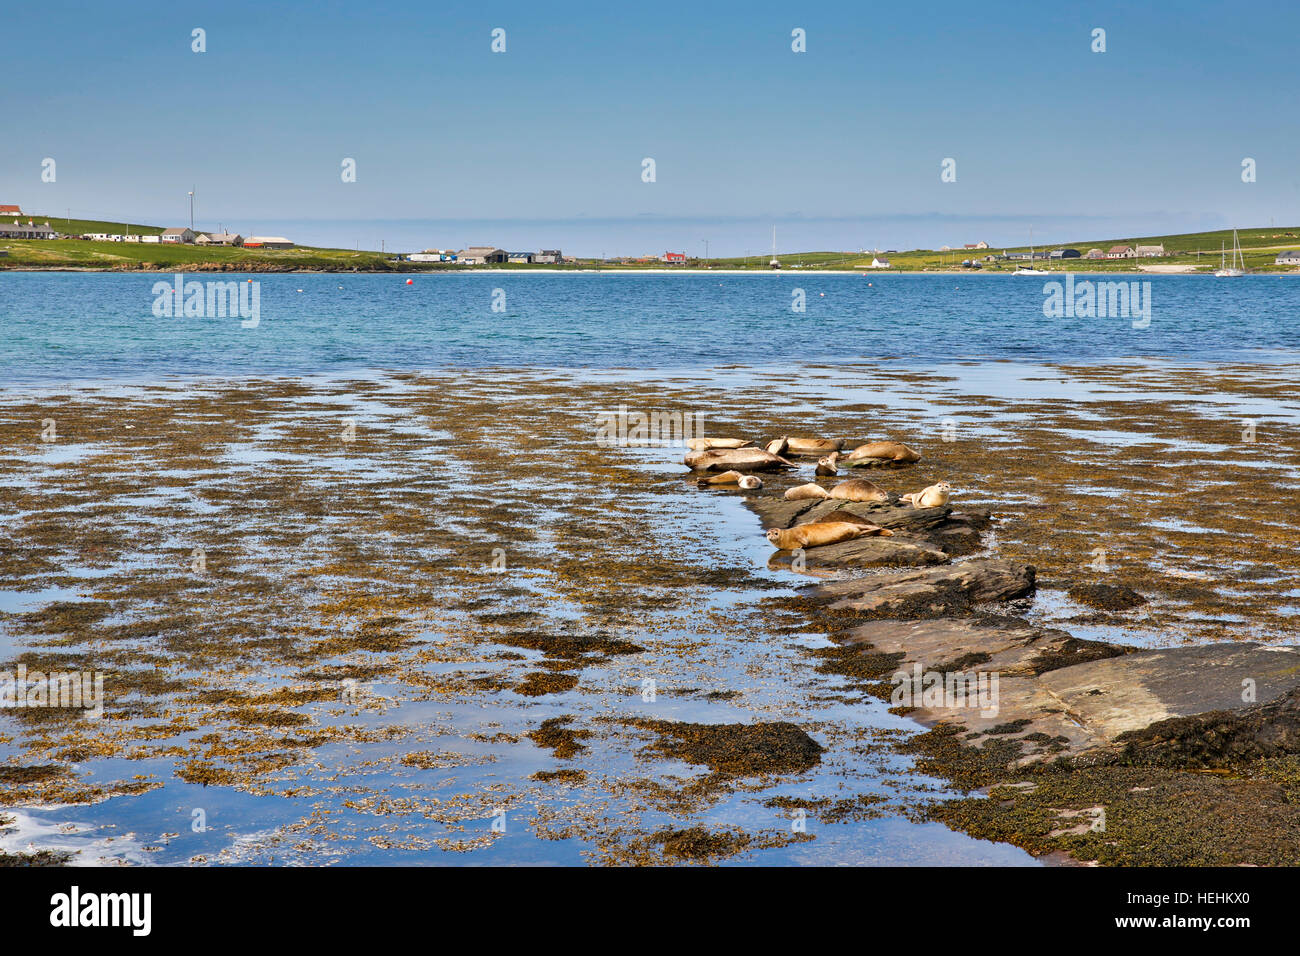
[3,215,1298,273]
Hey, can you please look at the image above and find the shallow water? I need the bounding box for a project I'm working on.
[2,276,1298,865]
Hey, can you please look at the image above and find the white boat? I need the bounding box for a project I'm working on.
[1012,227,1051,274]
[1214,229,1245,277]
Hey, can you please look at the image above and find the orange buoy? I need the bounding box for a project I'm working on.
[405,279,414,285]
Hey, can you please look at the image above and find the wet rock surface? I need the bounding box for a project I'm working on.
[806,560,1038,617]
[728,437,1300,863]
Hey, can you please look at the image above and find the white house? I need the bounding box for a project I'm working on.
[1275,250,1300,266]
[160,227,196,244]
[1135,244,1165,258]
[871,256,892,269]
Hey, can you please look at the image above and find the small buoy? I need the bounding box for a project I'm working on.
[819,292,825,297]
[296,289,303,293]
[405,279,414,285]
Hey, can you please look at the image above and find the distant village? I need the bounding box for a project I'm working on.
[0,205,293,248]
[5,202,1300,268]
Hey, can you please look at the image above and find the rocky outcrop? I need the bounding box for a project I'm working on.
[806,559,1037,617]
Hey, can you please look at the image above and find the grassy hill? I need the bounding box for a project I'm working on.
[0,215,400,272]
[3,215,1299,273]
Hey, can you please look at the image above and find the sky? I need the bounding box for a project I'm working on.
[4,0,1300,255]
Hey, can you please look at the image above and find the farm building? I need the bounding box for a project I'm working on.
[460,246,506,264]
[196,233,243,246]
[0,222,55,239]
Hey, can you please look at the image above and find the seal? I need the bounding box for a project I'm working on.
[764,436,790,456]
[784,482,829,500]
[698,470,762,489]
[899,480,951,508]
[684,447,794,473]
[765,520,894,550]
[696,470,744,486]
[686,438,753,451]
[829,477,889,502]
[783,437,845,456]
[815,452,840,477]
[844,441,921,464]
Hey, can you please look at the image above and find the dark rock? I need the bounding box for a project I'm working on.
[806,559,1037,618]
[1067,582,1148,611]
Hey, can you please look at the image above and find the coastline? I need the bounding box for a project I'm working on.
[4,265,1298,277]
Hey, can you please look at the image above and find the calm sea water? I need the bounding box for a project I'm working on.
[1,271,1297,382]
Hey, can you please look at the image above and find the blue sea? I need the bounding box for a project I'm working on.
[2,271,1297,382]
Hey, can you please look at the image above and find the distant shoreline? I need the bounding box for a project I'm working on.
[4,266,1299,277]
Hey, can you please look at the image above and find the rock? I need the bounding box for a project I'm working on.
[683,447,793,473]
[806,559,1037,617]
[768,535,949,572]
[837,620,1300,769]
[838,616,1127,679]
[1040,643,1300,751]
[745,496,993,568]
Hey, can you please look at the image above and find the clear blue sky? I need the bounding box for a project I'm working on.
[4,0,1298,254]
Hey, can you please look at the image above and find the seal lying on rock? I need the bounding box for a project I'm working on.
[765,437,789,455]
[815,452,840,477]
[783,437,844,456]
[784,482,829,500]
[845,441,921,464]
[829,477,889,502]
[765,520,893,550]
[684,447,793,473]
[686,437,752,451]
[697,470,762,488]
[900,481,951,508]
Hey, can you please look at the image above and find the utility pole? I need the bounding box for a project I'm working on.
[188,189,194,231]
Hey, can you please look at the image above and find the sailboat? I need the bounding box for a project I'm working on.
[1013,226,1050,275]
[1214,229,1245,277]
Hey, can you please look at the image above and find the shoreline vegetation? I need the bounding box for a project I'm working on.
[3,216,1300,275]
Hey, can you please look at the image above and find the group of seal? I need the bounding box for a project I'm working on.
[782,476,889,502]
[681,432,952,552]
